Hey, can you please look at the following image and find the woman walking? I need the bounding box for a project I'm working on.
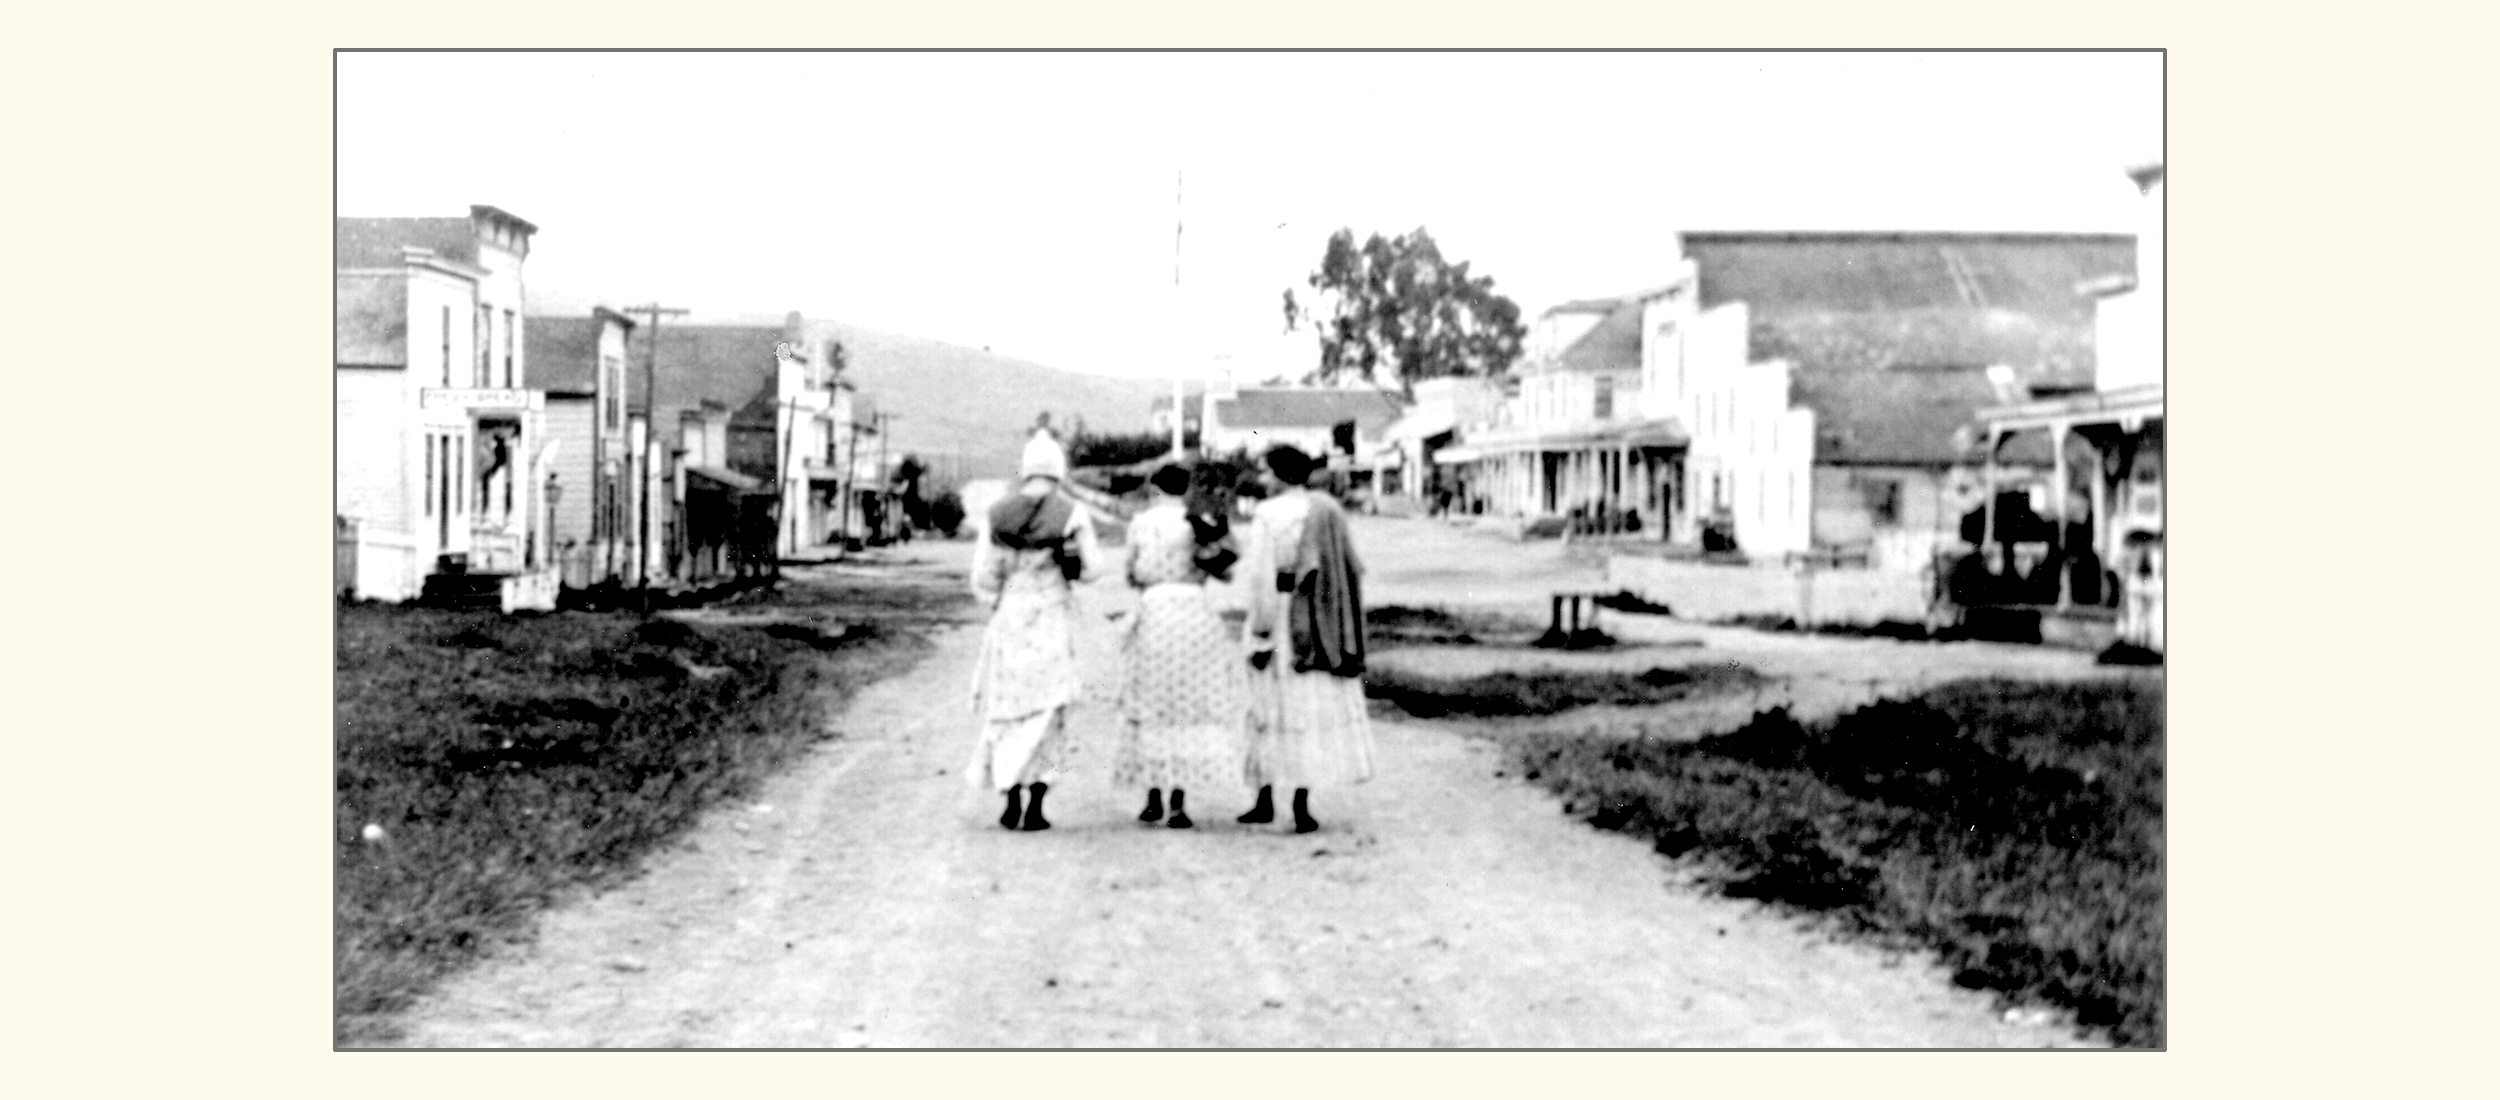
[1239,445,1374,833]
[965,429,1103,831]
[1113,463,1248,829]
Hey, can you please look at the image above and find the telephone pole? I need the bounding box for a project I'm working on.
[623,303,688,591]
[1171,168,1187,461]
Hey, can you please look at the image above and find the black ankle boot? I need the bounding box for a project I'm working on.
[1000,785,1023,830]
[1138,788,1164,824]
[1020,781,1052,831]
[1237,785,1275,825]
[1291,788,1319,834]
[1167,789,1193,829]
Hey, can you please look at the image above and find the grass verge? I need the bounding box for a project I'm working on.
[333,603,917,1045]
[1514,678,2163,1046]
[1364,661,1768,719]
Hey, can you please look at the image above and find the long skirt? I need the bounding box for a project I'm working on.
[965,708,1076,792]
[1243,632,1375,790]
[1112,583,1248,791]
[965,586,1081,793]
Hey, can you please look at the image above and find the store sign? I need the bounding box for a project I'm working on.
[423,388,544,412]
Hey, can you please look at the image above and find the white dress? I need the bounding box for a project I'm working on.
[1242,489,1376,789]
[1111,502,1249,791]
[964,490,1103,792]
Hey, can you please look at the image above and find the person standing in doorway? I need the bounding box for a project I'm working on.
[1239,445,1375,833]
[965,429,1102,831]
[1112,463,1247,829]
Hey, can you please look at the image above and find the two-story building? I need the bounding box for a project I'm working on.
[524,307,637,588]
[335,205,559,610]
[1973,166,2166,651]
[1595,229,2137,628]
[1434,296,1688,534]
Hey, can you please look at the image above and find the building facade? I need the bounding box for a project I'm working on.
[335,206,559,610]
[524,307,637,588]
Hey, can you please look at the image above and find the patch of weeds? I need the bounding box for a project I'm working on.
[1363,662,1767,719]
[1515,679,2164,1046]
[333,603,917,1045]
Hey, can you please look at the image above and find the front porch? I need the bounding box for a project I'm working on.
[1955,384,2164,652]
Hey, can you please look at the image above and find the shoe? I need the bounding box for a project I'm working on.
[1138,789,1164,824]
[1167,811,1194,829]
[1237,786,1276,825]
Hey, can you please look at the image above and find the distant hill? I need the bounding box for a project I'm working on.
[805,321,1177,484]
[528,295,1179,485]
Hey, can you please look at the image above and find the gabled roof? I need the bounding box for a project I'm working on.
[336,217,482,270]
[1790,365,2019,467]
[1542,296,1629,317]
[1555,298,1645,374]
[336,271,407,367]
[624,324,783,431]
[1682,232,2134,319]
[1678,231,2135,385]
[1211,387,1408,433]
[523,316,604,394]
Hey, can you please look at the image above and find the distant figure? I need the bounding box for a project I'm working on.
[1239,445,1375,833]
[965,430,1102,831]
[1113,463,1249,829]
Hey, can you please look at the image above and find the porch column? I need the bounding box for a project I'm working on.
[1981,428,2002,555]
[2052,421,2071,609]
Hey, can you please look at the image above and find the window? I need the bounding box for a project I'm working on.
[603,355,624,431]
[1593,375,1615,419]
[476,305,491,387]
[502,310,516,386]
[424,435,436,516]
[439,306,452,384]
[1865,478,1903,527]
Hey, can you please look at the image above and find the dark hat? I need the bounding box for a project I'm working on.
[1263,444,1314,485]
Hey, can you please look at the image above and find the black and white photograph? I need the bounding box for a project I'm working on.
[333,49,2167,1049]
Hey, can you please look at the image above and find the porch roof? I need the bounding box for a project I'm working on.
[1979,382,2164,434]
[1440,417,1688,459]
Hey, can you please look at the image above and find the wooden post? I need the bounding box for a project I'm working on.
[2052,421,2071,608]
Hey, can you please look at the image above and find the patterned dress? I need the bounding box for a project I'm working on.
[964,489,1102,792]
[1242,489,1376,789]
[1111,502,1249,791]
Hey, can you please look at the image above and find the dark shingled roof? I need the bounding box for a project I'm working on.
[1212,388,1407,433]
[1790,366,2023,467]
[524,316,605,394]
[336,272,407,367]
[1554,298,1645,374]
[1543,296,1630,317]
[624,324,782,433]
[1682,232,2135,385]
[336,217,481,270]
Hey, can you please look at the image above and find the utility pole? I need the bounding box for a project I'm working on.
[1171,168,1186,461]
[623,302,688,592]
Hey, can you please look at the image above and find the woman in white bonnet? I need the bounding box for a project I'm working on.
[964,425,1103,830]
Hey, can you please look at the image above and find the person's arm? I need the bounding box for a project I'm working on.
[1122,516,1147,589]
[1244,510,1279,646]
[1068,502,1106,584]
[970,535,1007,605]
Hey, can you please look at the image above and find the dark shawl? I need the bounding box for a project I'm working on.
[988,490,1083,578]
[1287,493,1366,678]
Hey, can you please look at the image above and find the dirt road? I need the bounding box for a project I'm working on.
[394,529,2100,1047]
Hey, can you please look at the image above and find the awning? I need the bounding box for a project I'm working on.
[1380,408,1458,444]
[1433,417,1690,459]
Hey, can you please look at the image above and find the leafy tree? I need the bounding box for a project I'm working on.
[1281,228,1527,392]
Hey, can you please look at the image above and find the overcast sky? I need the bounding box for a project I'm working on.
[339,51,2161,383]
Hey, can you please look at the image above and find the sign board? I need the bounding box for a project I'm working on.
[423,388,545,412]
